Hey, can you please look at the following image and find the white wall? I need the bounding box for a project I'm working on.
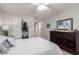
[2,11,35,39]
[27,16,35,38]
[41,19,56,41]
[50,7,79,30]
[0,8,2,25]
[41,21,49,40]
[41,7,79,41]
[0,8,2,35]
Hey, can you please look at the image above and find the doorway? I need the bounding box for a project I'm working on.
[34,21,42,37]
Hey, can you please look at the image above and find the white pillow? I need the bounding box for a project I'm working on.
[0,36,8,44]
[0,36,7,54]
[4,40,11,49]
[0,36,12,54]
[7,37,16,47]
[0,43,8,54]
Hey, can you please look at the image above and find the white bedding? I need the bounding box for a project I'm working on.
[7,37,63,55]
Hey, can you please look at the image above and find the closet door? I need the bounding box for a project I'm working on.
[12,17,22,39]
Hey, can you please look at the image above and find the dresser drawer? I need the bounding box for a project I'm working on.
[63,39,75,47]
[50,31,79,54]
[64,34,76,41]
[64,32,76,35]
[60,44,75,53]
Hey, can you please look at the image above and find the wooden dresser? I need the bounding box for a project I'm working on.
[50,31,79,54]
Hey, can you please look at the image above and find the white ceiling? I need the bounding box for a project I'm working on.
[0,3,79,19]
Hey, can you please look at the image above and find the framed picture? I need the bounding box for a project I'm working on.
[57,18,73,30]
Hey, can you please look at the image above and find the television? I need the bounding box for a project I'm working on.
[57,18,73,30]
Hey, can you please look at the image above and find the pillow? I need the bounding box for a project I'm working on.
[0,40,11,54]
[3,40,11,49]
[0,36,8,44]
[0,42,8,54]
[0,36,16,54]
[7,37,16,47]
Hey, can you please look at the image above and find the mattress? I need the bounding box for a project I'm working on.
[7,37,63,55]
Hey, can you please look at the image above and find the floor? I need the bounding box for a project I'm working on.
[61,49,73,55]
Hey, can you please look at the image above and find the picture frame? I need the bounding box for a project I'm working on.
[57,18,73,30]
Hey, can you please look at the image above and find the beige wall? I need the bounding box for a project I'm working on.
[42,7,79,41]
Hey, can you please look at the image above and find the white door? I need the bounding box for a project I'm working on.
[34,21,42,37]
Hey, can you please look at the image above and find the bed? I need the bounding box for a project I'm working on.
[0,36,63,55]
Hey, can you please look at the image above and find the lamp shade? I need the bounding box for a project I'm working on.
[2,25,9,31]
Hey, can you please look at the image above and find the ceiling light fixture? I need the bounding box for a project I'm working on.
[37,4,49,11]
[32,3,50,11]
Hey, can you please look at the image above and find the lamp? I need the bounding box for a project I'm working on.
[2,25,9,36]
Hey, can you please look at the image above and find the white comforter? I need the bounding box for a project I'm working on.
[7,37,63,55]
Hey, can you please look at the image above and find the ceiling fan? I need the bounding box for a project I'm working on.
[33,3,51,11]
[26,3,51,11]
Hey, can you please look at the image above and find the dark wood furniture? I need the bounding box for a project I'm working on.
[50,31,79,54]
